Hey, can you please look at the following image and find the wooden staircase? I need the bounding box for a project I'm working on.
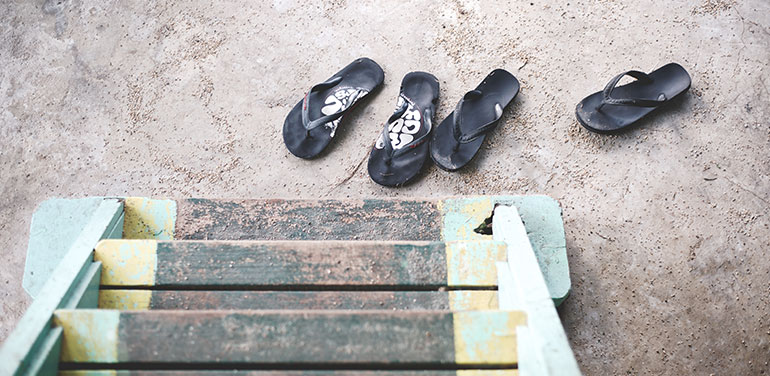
[0,196,580,375]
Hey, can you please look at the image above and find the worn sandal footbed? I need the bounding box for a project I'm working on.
[283,58,384,159]
[368,72,440,187]
[430,69,519,172]
[575,63,691,134]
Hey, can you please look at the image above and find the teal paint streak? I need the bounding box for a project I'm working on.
[491,195,571,305]
[442,195,572,305]
[440,196,492,242]
[23,197,105,298]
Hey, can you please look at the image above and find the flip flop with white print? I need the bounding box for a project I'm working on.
[430,69,519,172]
[283,58,384,159]
[576,63,691,134]
[368,72,440,187]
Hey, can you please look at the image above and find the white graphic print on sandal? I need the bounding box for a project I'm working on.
[320,88,368,137]
[375,95,421,150]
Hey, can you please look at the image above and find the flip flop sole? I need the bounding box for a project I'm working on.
[431,69,519,171]
[283,58,384,159]
[368,72,440,187]
[576,63,691,134]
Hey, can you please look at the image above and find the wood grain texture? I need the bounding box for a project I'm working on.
[99,290,459,310]
[96,240,505,288]
[59,371,519,375]
[174,199,442,241]
[55,310,523,366]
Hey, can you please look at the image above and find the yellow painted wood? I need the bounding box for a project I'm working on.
[457,371,519,376]
[53,310,119,363]
[94,240,157,286]
[438,197,494,241]
[59,371,118,376]
[99,290,152,310]
[452,311,526,365]
[123,197,176,240]
[445,241,506,287]
[448,291,499,310]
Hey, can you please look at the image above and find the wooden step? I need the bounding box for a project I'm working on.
[60,371,519,375]
[54,310,526,367]
[98,290,499,310]
[94,240,507,289]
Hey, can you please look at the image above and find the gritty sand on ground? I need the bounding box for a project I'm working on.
[1,0,769,374]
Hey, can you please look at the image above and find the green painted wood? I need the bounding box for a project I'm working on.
[103,290,454,310]
[487,196,570,306]
[151,241,451,288]
[105,213,125,240]
[493,205,580,376]
[61,262,102,309]
[55,310,521,366]
[23,197,105,298]
[0,199,123,376]
[171,196,570,304]
[22,327,61,376]
[174,199,443,241]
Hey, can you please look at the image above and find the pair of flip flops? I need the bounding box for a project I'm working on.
[368,70,519,186]
[283,58,519,187]
[576,63,691,133]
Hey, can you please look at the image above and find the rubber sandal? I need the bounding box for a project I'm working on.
[283,58,384,159]
[430,69,519,172]
[575,63,691,134]
[367,72,440,187]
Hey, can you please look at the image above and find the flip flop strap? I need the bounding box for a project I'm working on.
[301,76,358,131]
[382,97,433,158]
[602,70,667,107]
[452,90,504,144]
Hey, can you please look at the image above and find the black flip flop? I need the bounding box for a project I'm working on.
[367,72,440,187]
[283,58,384,159]
[576,63,691,134]
[430,69,519,172]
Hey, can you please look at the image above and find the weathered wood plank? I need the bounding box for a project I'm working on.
[94,240,506,288]
[0,199,123,376]
[60,262,102,309]
[175,199,443,241]
[54,310,525,366]
[97,290,499,311]
[171,196,570,304]
[59,371,519,375]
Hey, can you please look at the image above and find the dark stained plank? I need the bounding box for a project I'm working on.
[174,199,443,241]
[60,371,519,375]
[98,290,500,311]
[95,240,507,288]
[54,310,524,365]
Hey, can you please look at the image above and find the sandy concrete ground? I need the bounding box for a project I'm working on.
[1,0,768,374]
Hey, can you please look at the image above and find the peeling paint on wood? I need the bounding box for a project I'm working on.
[94,240,505,288]
[59,371,519,376]
[452,310,526,365]
[97,290,498,311]
[94,239,157,286]
[53,310,119,363]
[53,310,524,365]
[174,199,442,240]
[122,197,176,240]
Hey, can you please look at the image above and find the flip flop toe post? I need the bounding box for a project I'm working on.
[576,63,691,133]
[368,72,440,187]
[283,58,384,159]
[430,69,519,171]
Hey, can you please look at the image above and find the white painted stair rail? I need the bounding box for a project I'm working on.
[494,204,582,376]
